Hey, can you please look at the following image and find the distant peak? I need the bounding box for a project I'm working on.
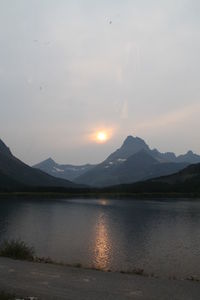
[45,157,55,163]
[122,135,148,148]
[42,157,57,166]
[34,157,56,168]
[187,150,194,155]
[0,139,12,156]
[122,135,135,146]
[124,135,134,142]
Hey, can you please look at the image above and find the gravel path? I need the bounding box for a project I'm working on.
[0,257,200,300]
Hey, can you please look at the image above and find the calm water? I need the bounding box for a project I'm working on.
[0,197,200,278]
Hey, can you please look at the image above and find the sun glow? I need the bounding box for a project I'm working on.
[89,127,115,144]
[96,131,108,143]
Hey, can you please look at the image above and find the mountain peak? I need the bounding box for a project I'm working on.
[0,139,12,156]
[123,135,135,144]
[122,135,149,150]
[45,157,55,164]
[105,135,150,163]
[33,157,56,169]
[187,150,194,155]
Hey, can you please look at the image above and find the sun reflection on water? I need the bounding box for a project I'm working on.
[93,212,111,270]
[99,199,108,206]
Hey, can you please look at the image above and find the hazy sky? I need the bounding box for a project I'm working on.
[1,0,200,165]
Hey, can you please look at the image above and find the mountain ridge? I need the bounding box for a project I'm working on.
[0,139,82,189]
[34,135,200,186]
[75,148,188,187]
[105,163,200,194]
[33,158,96,181]
[0,139,12,157]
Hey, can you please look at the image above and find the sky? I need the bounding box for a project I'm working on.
[0,0,200,165]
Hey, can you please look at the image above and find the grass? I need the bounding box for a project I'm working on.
[0,239,35,261]
[0,240,200,283]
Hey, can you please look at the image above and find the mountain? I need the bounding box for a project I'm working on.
[0,139,80,190]
[33,135,151,182]
[112,150,187,184]
[103,135,200,165]
[106,163,200,194]
[105,135,150,162]
[151,163,200,185]
[33,135,200,187]
[0,169,23,190]
[176,151,200,164]
[75,137,188,187]
[0,139,12,156]
[80,150,185,187]
[33,158,95,181]
[150,149,177,162]
[151,149,200,163]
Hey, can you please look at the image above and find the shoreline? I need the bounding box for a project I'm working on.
[1,257,200,300]
[25,256,200,282]
[1,254,200,283]
[0,191,200,199]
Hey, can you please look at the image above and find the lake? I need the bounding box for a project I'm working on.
[0,197,200,279]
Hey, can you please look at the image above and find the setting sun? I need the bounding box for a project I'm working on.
[96,132,108,143]
[89,127,114,144]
